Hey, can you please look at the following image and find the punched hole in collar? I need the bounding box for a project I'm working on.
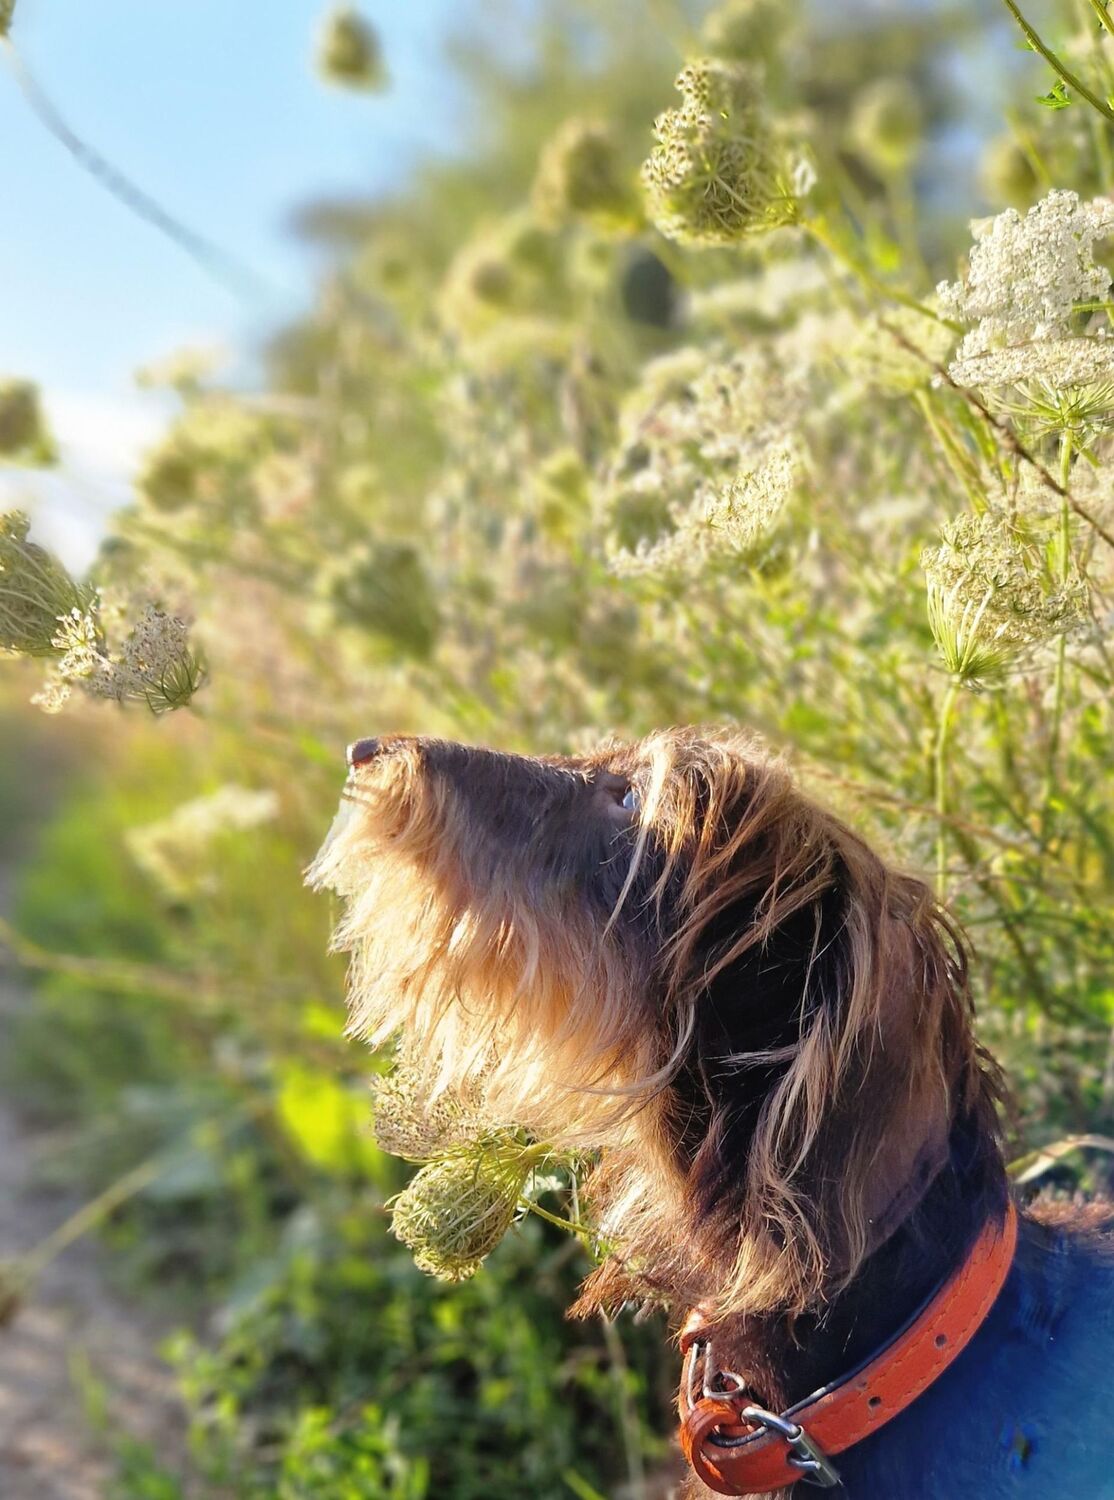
[934,1333,948,1348]
[867,1396,883,1411]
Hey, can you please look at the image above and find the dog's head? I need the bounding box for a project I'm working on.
[310,728,1002,1318]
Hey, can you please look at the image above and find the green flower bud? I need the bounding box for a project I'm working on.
[138,403,275,515]
[700,0,793,61]
[979,136,1040,209]
[138,438,203,514]
[319,540,439,659]
[439,213,571,337]
[848,78,922,175]
[0,380,56,466]
[532,118,636,229]
[389,1141,534,1282]
[641,60,803,245]
[317,6,387,92]
[0,512,89,656]
[922,512,1087,687]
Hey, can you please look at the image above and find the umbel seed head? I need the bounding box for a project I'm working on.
[700,0,793,61]
[641,59,802,245]
[532,117,635,228]
[0,380,56,466]
[317,5,387,91]
[849,78,922,175]
[922,511,1087,686]
[389,1141,534,1282]
[0,511,89,656]
[370,1063,485,1160]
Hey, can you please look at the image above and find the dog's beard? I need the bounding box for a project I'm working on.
[308,736,682,1151]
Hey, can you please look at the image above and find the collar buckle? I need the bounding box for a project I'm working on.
[736,1405,841,1489]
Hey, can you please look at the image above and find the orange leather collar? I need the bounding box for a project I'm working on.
[678,1203,1019,1494]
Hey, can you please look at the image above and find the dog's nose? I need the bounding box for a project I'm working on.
[346,737,381,768]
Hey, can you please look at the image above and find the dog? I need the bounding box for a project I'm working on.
[311,727,1114,1498]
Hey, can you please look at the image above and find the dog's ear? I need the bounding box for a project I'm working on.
[663,762,1002,1318]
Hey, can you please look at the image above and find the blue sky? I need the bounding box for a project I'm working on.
[0,0,467,564]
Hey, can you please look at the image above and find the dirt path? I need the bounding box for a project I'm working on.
[0,880,185,1499]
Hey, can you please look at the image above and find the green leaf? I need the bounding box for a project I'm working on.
[1036,79,1071,109]
[275,1062,386,1179]
[562,1471,609,1500]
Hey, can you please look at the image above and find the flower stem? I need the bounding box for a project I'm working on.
[999,0,1114,122]
[20,1155,165,1282]
[935,678,961,901]
[1088,0,1114,38]
[521,1198,592,1239]
[1041,431,1075,840]
[600,1313,648,1500]
[805,219,961,331]
[0,36,273,301]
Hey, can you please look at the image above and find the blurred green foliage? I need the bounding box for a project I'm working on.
[3,0,1114,1493]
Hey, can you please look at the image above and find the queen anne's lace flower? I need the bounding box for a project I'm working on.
[370,1063,488,1160]
[849,78,922,174]
[939,192,1114,433]
[532,118,633,228]
[0,381,55,465]
[389,1139,534,1282]
[979,135,1039,209]
[601,344,804,577]
[0,512,89,656]
[438,213,571,337]
[947,334,1114,391]
[938,192,1114,349]
[704,444,795,552]
[126,786,280,901]
[847,305,955,395]
[641,60,802,244]
[700,0,793,60]
[922,511,1087,685]
[317,5,387,91]
[31,597,205,715]
[610,443,795,578]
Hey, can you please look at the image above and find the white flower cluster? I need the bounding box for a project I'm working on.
[33,599,204,714]
[948,334,1114,392]
[126,785,280,901]
[846,304,956,395]
[938,191,1114,428]
[610,443,795,578]
[938,192,1114,348]
[922,510,1087,685]
[602,347,802,578]
[688,257,831,329]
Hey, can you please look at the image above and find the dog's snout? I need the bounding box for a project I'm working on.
[347,737,382,768]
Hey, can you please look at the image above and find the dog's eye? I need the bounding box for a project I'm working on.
[621,786,640,812]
